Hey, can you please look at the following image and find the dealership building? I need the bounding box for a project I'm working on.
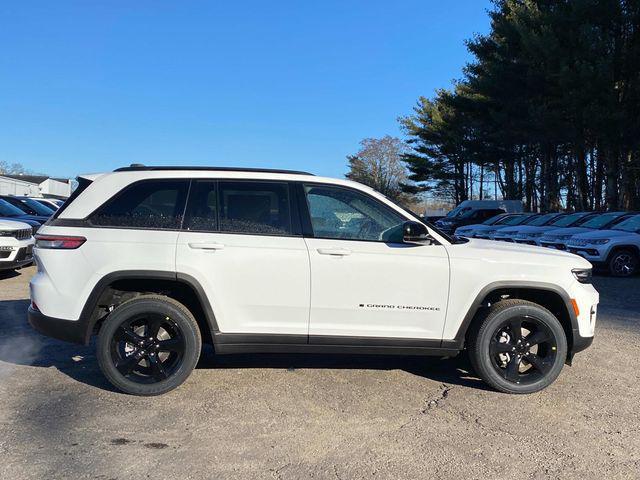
[0,174,73,200]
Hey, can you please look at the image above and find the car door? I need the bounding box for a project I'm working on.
[175,179,310,336]
[301,183,450,340]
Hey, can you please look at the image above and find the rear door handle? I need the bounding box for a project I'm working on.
[317,247,352,256]
[188,242,225,251]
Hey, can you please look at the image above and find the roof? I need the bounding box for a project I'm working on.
[113,165,314,176]
[1,174,70,184]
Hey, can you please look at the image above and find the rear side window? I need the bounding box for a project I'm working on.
[183,180,218,232]
[217,181,292,235]
[90,179,189,229]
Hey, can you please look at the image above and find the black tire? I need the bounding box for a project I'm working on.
[608,249,639,277]
[97,295,202,396]
[468,299,567,394]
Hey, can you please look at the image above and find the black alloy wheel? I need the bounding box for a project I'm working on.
[489,316,558,386]
[468,299,567,394]
[97,295,201,396]
[110,312,186,383]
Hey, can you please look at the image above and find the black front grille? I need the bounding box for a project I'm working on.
[1,228,33,240]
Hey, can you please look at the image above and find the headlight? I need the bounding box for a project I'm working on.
[589,239,610,245]
[572,268,592,284]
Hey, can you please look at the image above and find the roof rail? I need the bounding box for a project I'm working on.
[113,164,314,176]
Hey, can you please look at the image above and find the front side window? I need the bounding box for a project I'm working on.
[304,184,406,242]
[90,180,189,229]
[218,181,292,235]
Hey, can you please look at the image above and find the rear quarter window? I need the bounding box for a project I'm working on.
[89,179,190,229]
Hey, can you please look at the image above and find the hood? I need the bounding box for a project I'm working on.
[0,218,32,230]
[570,229,639,241]
[451,238,591,269]
[540,227,590,239]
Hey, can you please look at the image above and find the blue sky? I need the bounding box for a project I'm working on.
[0,1,492,179]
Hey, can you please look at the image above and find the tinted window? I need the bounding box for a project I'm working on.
[183,180,218,232]
[1,196,33,215]
[218,181,291,235]
[0,199,27,217]
[581,212,625,229]
[304,184,406,242]
[91,180,189,229]
[612,215,640,233]
[19,198,54,216]
[549,213,589,227]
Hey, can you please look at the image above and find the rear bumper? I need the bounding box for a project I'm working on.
[28,306,88,344]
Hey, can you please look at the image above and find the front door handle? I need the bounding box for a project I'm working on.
[317,247,352,256]
[188,242,225,251]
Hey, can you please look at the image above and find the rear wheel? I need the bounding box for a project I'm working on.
[97,295,201,396]
[608,249,639,277]
[468,299,567,394]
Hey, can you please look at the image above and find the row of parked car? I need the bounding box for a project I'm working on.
[453,211,640,277]
[0,196,63,273]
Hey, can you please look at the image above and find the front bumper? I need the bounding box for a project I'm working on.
[0,244,34,270]
[567,247,606,265]
[28,306,88,344]
[540,241,567,250]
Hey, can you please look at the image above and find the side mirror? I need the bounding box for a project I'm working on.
[402,221,433,245]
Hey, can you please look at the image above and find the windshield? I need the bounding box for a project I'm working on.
[548,213,587,227]
[19,197,54,216]
[581,212,624,229]
[482,214,505,225]
[527,213,559,226]
[0,199,27,217]
[446,206,471,218]
[612,215,640,233]
[501,214,535,226]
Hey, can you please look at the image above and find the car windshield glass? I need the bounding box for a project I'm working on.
[549,213,585,227]
[612,215,640,233]
[501,214,533,226]
[20,198,54,216]
[581,213,623,229]
[482,214,505,225]
[0,199,26,217]
[528,214,558,226]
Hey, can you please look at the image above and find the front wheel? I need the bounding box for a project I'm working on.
[468,299,567,394]
[97,295,202,396]
[608,249,639,277]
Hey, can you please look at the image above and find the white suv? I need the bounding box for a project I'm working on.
[29,166,599,396]
[0,219,35,273]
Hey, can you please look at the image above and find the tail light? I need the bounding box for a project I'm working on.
[35,234,86,249]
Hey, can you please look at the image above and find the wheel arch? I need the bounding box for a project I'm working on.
[606,244,640,261]
[79,270,219,345]
[444,281,579,355]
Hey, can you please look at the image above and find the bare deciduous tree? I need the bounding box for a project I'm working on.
[346,136,416,207]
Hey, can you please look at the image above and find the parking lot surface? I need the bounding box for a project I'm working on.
[1,266,639,479]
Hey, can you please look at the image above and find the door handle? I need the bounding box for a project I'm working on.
[317,247,352,256]
[188,242,225,251]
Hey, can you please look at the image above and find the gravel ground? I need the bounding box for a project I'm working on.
[0,266,639,479]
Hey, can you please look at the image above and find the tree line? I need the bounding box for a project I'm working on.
[348,0,640,212]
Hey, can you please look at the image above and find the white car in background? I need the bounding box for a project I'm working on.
[0,219,35,273]
[567,214,640,277]
[460,213,539,239]
[492,213,563,242]
[539,212,633,251]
